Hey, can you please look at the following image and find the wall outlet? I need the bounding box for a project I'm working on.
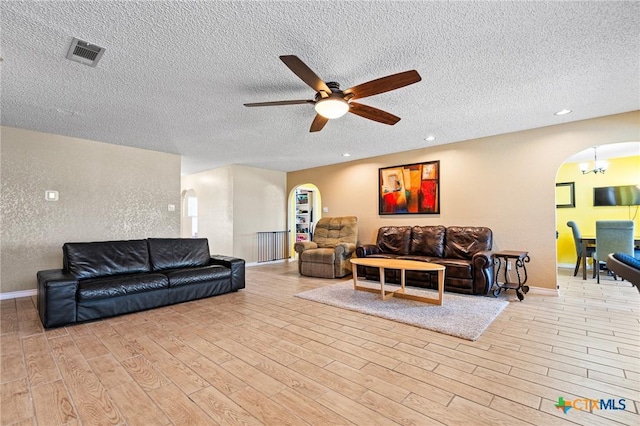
[167,204,176,212]
[322,207,329,213]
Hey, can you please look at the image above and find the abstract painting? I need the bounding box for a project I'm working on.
[379,161,440,214]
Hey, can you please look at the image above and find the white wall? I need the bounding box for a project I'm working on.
[182,166,234,255]
[287,111,640,292]
[233,165,288,262]
[0,126,181,294]
[181,165,287,262]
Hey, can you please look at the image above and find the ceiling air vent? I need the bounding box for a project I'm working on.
[66,37,105,67]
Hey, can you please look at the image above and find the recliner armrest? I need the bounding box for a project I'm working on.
[356,244,378,257]
[210,255,245,290]
[294,241,318,253]
[335,243,356,258]
[37,269,79,328]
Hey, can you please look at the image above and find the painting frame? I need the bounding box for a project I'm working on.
[379,160,440,215]
[555,182,575,208]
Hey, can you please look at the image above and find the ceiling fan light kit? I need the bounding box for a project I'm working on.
[244,55,422,132]
[315,97,349,119]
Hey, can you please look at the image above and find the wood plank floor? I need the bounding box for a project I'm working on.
[1,262,638,425]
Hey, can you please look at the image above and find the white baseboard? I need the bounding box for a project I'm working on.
[0,289,37,300]
[246,258,291,267]
[527,286,559,297]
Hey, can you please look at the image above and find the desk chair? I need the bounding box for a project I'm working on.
[593,220,635,283]
[567,221,595,277]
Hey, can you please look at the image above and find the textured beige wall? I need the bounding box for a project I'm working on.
[287,111,640,291]
[0,127,181,294]
[181,165,287,263]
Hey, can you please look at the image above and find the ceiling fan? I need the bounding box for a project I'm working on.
[244,55,422,132]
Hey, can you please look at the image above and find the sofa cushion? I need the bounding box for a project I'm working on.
[64,240,151,279]
[78,273,168,301]
[376,226,412,255]
[148,238,211,271]
[163,265,231,287]
[397,255,438,263]
[410,226,446,257]
[444,226,492,260]
[434,258,473,279]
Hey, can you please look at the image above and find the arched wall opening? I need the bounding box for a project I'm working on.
[181,188,198,238]
[288,183,322,259]
[555,141,640,278]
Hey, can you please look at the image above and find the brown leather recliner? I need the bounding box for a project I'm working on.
[294,216,358,278]
[356,225,494,295]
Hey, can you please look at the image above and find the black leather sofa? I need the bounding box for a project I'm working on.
[356,226,494,295]
[37,238,245,328]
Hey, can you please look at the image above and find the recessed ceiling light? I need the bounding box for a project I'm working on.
[342,153,351,157]
[554,109,572,116]
[425,135,435,141]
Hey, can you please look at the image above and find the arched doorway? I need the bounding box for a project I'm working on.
[288,183,322,258]
[555,141,640,276]
[181,188,198,238]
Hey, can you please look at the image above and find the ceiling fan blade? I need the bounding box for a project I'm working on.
[280,55,331,94]
[344,70,421,100]
[310,114,329,132]
[244,100,314,107]
[348,102,400,125]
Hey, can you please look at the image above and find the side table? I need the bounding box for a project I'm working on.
[493,250,530,301]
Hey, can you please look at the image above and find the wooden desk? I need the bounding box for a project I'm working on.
[350,258,445,305]
[580,236,640,280]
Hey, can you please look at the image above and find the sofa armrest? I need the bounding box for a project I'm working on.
[607,253,640,289]
[335,243,357,258]
[294,241,318,253]
[472,250,494,295]
[210,255,245,291]
[356,244,379,257]
[37,269,78,328]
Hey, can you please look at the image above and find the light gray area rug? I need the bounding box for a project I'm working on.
[295,282,509,341]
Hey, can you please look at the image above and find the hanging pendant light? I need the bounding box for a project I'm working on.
[579,146,608,174]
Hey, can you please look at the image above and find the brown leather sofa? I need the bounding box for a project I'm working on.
[355,226,494,295]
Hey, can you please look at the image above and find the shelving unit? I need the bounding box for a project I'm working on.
[295,189,312,242]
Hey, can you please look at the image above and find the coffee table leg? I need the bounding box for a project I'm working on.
[437,269,444,305]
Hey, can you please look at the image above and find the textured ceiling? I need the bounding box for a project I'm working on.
[1,1,639,175]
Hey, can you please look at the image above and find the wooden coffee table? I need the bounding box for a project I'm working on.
[350,258,445,305]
